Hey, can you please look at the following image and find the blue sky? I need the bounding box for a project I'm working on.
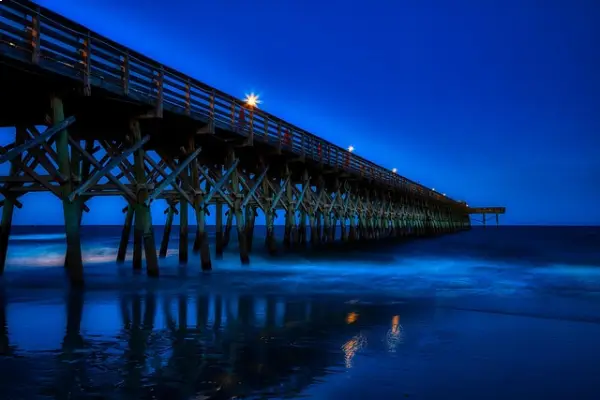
[1,0,599,225]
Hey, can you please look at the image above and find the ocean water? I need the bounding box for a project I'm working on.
[0,225,599,399]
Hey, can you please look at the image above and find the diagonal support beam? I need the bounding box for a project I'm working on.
[145,146,202,206]
[294,182,309,212]
[8,157,68,205]
[328,190,341,214]
[238,170,267,210]
[155,150,195,190]
[0,189,23,209]
[67,138,136,203]
[313,185,325,213]
[270,176,290,211]
[101,140,137,183]
[143,155,193,205]
[201,159,239,206]
[0,116,76,164]
[23,129,67,182]
[241,167,269,208]
[68,136,150,202]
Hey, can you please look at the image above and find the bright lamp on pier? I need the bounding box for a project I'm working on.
[347,145,355,153]
[244,92,261,108]
[392,168,397,173]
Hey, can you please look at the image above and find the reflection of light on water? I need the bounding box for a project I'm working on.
[346,312,359,324]
[386,315,404,352]
[342,332,367,368]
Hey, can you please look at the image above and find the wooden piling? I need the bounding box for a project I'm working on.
[192,228,200,253]
[130,119,159,276]
[0,127,24,275]
[159,204,174,258]
[132,209,143,270]
[310,211,318,246]
[179,197,188,263]
[298,210,307,245]
[330,214,337,242]
[304,173,317,247]
[215,201,224,257]
[52,97,84,285]
[283,166,293,248]
[263,176,277,255]
[323,208,331,244]
[340,216,347,241]
[67,138,86,274]
[189,138,211,271]
[117,204,134,262]
[0,201,15,275]
[317,211,324,244]
[230,151,249,264]
[244,205,253,252]
[222,209,233,248]
[0,289,7,355]
[246,206,256,252]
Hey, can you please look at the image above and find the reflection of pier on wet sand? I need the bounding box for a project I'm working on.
[0,289,423,399]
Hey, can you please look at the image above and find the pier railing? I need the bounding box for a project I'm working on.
[0,0,460,205]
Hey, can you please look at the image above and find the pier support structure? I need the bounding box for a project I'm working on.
[467,207,506,228]
[0,106,473,284]
[0,0,490,285]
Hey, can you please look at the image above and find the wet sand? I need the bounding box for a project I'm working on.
[0,225,599,399]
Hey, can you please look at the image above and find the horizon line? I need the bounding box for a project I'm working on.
[9,224,600,228]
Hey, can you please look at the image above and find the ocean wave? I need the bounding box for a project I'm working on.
[9,233,67,241]
[5,246,178,267]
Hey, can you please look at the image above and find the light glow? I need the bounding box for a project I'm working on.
[346,312,359,324]
[244,92,261,108]
[347,145,354,153]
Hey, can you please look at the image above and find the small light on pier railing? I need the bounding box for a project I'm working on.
[443,193,446,196]
[432,188,436,191]
[244,92,261,108]
[347,145,355,153]
[392,168,397,173]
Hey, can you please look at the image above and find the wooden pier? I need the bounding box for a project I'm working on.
[467,207,506,228]
[0,0,502,284]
